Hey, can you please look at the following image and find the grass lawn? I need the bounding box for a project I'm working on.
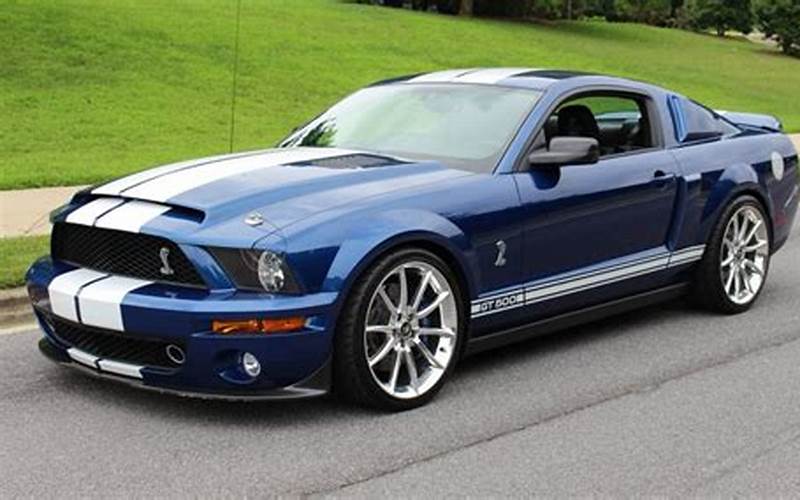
[2,0,800,189]
[0,236,49,289]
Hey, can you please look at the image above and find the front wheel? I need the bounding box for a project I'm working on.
[334,248,464,411]
[692,195,771,314]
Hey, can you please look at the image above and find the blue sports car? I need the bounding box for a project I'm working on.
[28,68,799,410]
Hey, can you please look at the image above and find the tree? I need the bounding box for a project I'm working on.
[756,0,800,54]
[689,0,753,36]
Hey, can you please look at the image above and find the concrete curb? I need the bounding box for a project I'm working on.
[0,287,34,331]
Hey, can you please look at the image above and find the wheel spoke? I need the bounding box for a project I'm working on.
[413,338,444,370]
[417,291,451,319]
[733,268,742,297]
[369,338,396,367]
[387,351,402,392]
[418,327,456,339]
[411,271,432,313]
[731,215,740,242]
[740,268,753,294]
[724,268,736,295]
[365,325,394,335]
[737,213,749,240]
[397,266,409,313]
[744,260,764,277]
[378,286,400,316]
[743,219,762,245]
[744,239,767,253]
[720,254,734,268]
[403,349,418,392]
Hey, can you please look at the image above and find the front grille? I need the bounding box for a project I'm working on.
[52,223,205,288]
[49,316,184,370]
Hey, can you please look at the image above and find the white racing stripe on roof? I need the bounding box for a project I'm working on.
[408,69,476,83]
[453,68,534,84]
[48,269,109,323]
[94,200,171,233]
[78,276,152,331]
[65,198,126,226]
[121,148,359,203]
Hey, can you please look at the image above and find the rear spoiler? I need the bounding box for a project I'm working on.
[715,110,783,132]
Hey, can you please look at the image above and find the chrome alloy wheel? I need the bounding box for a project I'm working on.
[363,261,458,400]
[720,205,769,305]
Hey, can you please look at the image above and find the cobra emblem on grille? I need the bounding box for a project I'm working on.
[159,247,175,276]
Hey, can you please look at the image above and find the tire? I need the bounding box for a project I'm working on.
[334,248,465,411]
[691,195,771,314]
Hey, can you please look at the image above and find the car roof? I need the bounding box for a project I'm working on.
[371,68,666,95]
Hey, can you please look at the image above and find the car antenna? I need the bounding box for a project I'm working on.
[228,0,243,154]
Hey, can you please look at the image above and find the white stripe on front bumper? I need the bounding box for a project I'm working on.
[67,347,99,368]
[77,276,152,331]
[48,269,109,322]
[97,359,143,379]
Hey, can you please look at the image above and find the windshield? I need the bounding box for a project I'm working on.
[280,83,542,173]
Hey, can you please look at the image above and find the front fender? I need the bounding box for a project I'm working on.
[322,208,476,307]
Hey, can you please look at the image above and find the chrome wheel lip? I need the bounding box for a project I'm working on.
[720,205,769,305]
[363,260,458,400]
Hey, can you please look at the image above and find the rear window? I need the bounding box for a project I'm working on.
[671,96,739,142]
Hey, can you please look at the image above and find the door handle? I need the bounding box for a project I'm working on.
[652,170,674,189]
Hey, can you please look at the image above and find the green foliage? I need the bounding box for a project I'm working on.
[1,0,799,189]
[613,0,673,25]
[688,0,754,35]
[0,236,49,289]
[756,0,800,55]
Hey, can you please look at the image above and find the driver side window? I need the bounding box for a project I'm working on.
[542,94,655,158]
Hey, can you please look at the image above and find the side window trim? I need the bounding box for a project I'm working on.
[512,86,665,173]
[667,94,688,143]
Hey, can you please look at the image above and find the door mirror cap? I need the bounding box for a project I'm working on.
[527,136,600,169]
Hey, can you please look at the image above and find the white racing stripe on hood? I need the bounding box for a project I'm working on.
[120,148,359,203]
[94,200,171,233]
[92,151,254,196]
[78,276,152,331]
[65,198,126,226]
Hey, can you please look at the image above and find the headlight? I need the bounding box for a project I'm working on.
[257,251,285,292]
[208,248,301,293]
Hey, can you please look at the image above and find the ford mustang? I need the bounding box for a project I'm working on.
[27,68,799,410]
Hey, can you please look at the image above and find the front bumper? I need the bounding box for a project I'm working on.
[28,257,338,399]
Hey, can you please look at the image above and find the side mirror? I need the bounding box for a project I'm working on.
[527,137,600,169]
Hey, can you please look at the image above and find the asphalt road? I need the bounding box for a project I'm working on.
[2,216,800,497]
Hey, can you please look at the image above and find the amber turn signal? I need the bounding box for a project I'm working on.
[212,317,306,334]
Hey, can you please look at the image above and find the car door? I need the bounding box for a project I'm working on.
[512,91,681,318]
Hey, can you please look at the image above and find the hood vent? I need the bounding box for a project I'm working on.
[289,154,402,170]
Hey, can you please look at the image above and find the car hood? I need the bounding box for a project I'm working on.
[89,147,471,238]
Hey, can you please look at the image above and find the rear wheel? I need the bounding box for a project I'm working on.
[692,195,771,313]
[334,248,464,411]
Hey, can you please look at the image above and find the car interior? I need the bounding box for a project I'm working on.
[541,94,654,157]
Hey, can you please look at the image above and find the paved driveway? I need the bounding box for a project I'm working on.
[1,216,800,497]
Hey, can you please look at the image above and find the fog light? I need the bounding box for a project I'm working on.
[241,352,261,378]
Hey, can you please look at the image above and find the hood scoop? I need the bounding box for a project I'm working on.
[288,153,404,170]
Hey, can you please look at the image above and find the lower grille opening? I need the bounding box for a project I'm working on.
[49,316,184,370]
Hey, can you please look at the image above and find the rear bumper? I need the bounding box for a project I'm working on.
[28,257,339,399]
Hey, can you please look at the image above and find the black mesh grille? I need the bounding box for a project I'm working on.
[49,316,184,369]
[52,223,205,288]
